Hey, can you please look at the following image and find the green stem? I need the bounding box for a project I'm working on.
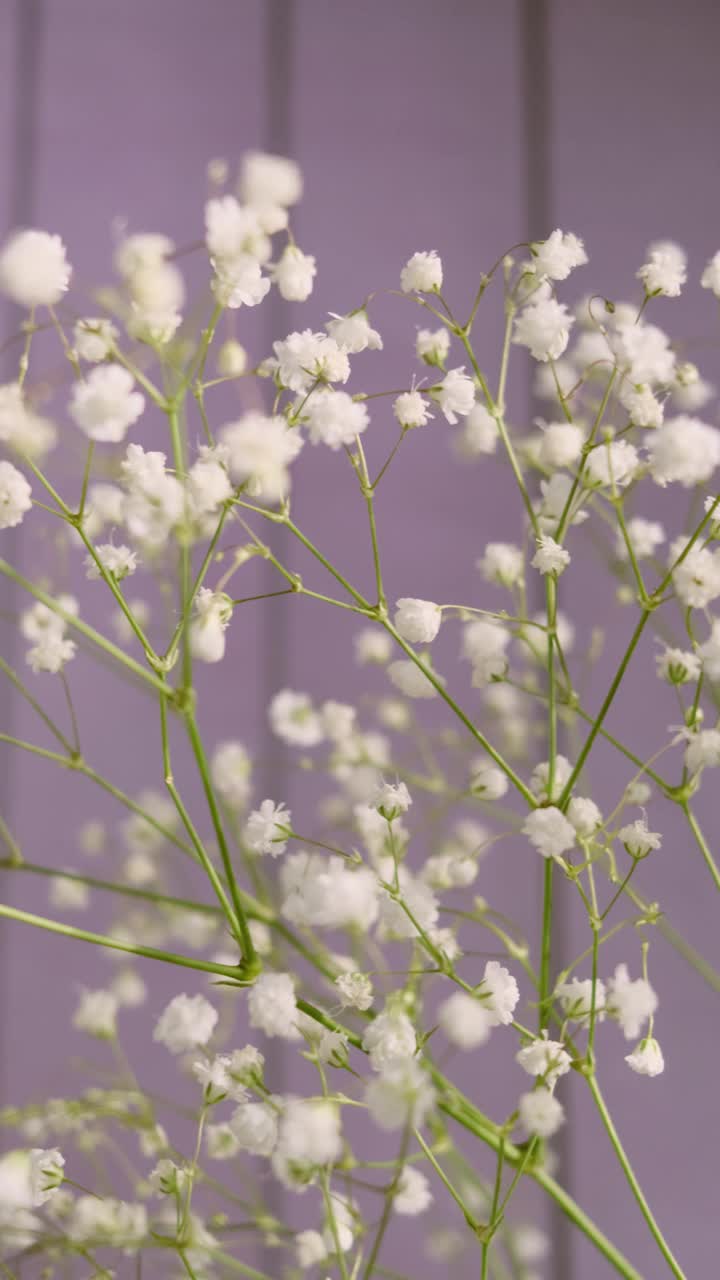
[586,1075,687,1279]
[681,802,720,891]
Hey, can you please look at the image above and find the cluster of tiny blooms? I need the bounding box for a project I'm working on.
[0,154,715,1280]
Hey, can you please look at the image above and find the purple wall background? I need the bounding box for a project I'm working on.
[1,2,720,1276]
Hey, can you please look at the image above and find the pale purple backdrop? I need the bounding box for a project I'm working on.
[1,2,720,1276]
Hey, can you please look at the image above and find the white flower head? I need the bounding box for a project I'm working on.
[29,1148,65,1206]
[514,296,574,362]
[245,799,291,856]
[153,994,218,1054]
[638,240,687,298]
[393,389,432,429]
[394,597,442,644]
[70,365,144,443]
[433,367,476,424]
[516,1031,572,1086]
[326,309,383,353]
[0,460,32,529]
[272,244,317,302]
[73,988,118,1039]
[531,230,588,282]
[617,817,661,859]
[189,590,233,664]
[625,1037,665,1077]
[531,535,570,576]
[518,1088,564,1138]
[248,971,301,1040]
[0,229,71,307]
[400,251,443,294]
[523,806,575,859]
[607,964,658,1041]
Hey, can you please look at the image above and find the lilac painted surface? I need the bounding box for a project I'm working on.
[1,2,719,1277]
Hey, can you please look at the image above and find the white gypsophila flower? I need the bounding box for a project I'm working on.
[701,250,720,298]
[274,329,350,393]
[672,365,715,411]
[73,317,118,363]
[206,1123,240,1161]
[67,1196,147,1250]
[281,852,380,931]
[672,543,720,608]
[393,389,432,428]
[153,994,218,1054]
[394,1167,433,1216]
[302,388,369,449]
[433,367,475,424]
[516,1032,572,1086]
[438,991,495,1049]
[684,728,720,775]
[480,960,520,1025]
[518,1088,565,1139]
[210,740,252,811]
[229,1102,279,1157]
[29,1148,65,1206]
[535,472,587,534]
[189,590,233,664]
[85,543,137,582]
[698,622,720,680]
[121,443,184,545]
[375,778,412,817]
[212,252,271,308]
[240,150,303,209]
[647,416,720,488]
[637,240,687,298]
[538,421,585,469]
[616,517,665,561]
[555,977,607,1024]
[529,755,573,802]
[73,989,118,1039]
[477,541,524,588]
[354,627,393,664]
[335,971,374,1011]
[271,245,316,301]
[583,438,640,489]
[513,294,574,362]
[531,229,587,281]
[321,699,356,741]
[400,250,443,293]
[115,232,174,278]
[80,481,125,538]
[326,309,382,353]
[220,411,303,504]
[470,759,509,800]
[245,799,291,856]
[625,1037,665,1077]
[416,327,450,365]
[0,381,56,459]
[296,1229,327,1268]
[607,964,658,1041]
[362,1007,417,1070]
[566,796,602,838]
[216,339,248,376]
[270,688,324,746]
[394,597,442,644]
[656,647,701,685]
[379,869,439,940]
[388,657,439,698]
[618,380,664,429]
[365,1059,435,1132]
[69,365,144,443]
[149,1158,188,1195]
[248,971,301,1040]
[532,535,570,576]
[460,401,499,455]
[27,632,77,675]
[205,194,270,262]
[523,807,575,859]
[617,818,662,859]
[49,873,89,911]
[111,969,147,1008]
[462,617,510,686]
[227,1045,265,1087]
[192,1055,240,1105]
[187,447,233,529]
[0,228,71,307]
[610,320,676,386]
[0,461,32,529]
[423,847,478,890]
[273,1098,342,1188]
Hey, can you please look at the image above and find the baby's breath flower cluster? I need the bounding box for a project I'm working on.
[0,152,716,1280]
